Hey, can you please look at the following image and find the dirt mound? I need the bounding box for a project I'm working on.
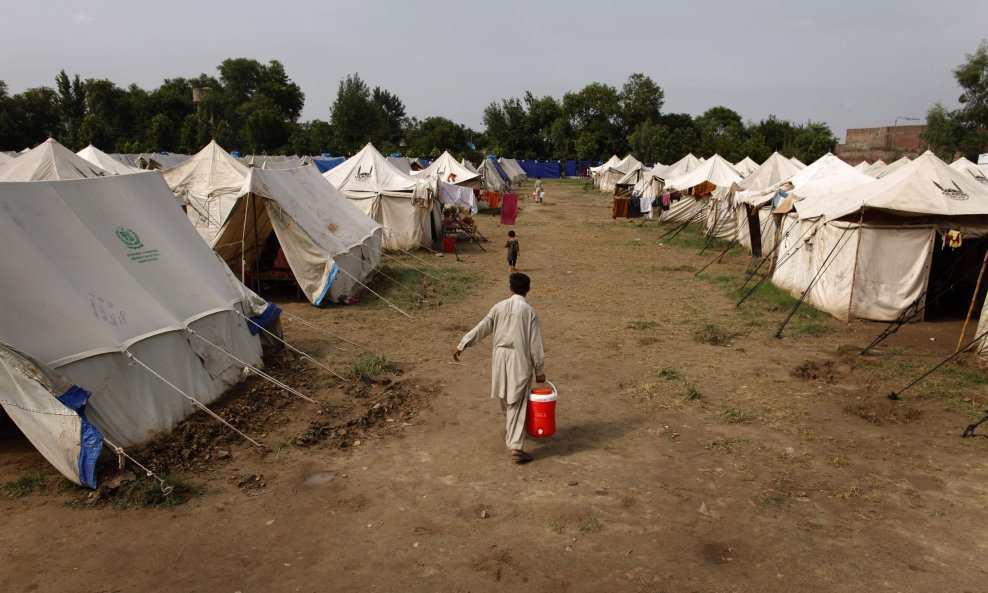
[845,400,924,425]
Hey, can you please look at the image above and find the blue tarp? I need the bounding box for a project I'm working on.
[311,156,346,173]
[518,160,562,179]
[490,159,511,183]
[248,301,283,335]
[56,385,102,489]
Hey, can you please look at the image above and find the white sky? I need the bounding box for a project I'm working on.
[3,0,986,143]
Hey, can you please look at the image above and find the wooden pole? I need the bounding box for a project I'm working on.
[955,246,988,353]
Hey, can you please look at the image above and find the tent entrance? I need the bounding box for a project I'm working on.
[925,235,988,320]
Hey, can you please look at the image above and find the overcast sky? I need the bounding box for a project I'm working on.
[4,0,986,143]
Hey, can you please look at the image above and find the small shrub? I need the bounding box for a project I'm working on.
[579,516,604,534]
[693,323,735,346]
[658,367,681,381]
[627,319,657,330]
[115,475,200,509]
[348,352,402,383]
[2,474,43,498]
[720,407,751,424]
[682,380,703,403]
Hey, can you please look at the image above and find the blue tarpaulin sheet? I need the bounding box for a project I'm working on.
[518,160,561,178]
[311,156,346,173]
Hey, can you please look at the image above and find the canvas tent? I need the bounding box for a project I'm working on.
[873,156,911,179]
[162,140,250,244]
[77,144,141,175]
[790,156,806,169]
[211,166,382,305]
[735,156,759,177]
[595,154,643,193]
[0,173,270,487]
[854,161,871,173]
[0,151,16,168]
[773,151,988,324]
[660,154,741,226]
[0,139,106,181]
[324,143,432,250]
[387,156,413,174]
[461,159,479,174]
[437,179,478,214]
[413,151,481,188]
[660,153,702,181]
[864,159,888,177]
[950,157,988,185]
[477,157,510,193]
[734,153,874,255]
[498,158,527,183]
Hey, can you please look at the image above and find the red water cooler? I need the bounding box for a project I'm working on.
[525,381,557,438]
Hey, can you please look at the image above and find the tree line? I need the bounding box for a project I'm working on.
[923,40,988,162]
[0,59,839,163]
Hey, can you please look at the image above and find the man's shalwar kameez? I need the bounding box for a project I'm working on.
[457,294,545,450]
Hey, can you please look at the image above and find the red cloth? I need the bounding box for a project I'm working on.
[487,191,500,209]
[500,193,519,225]
[273,248,291,269]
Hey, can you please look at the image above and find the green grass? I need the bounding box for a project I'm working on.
[658,367,681,380]
[115,475,200,509]
[656,224,733,252]
[627,319,657,330]
[579,516,604,534]
[348,351,402,383]
[682,380,703,404]
[719,407,753,424]
[693,323,736,346]
[362,260,480,312]
[2,474,43,498]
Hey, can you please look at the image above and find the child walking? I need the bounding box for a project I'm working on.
[505,231,520,271]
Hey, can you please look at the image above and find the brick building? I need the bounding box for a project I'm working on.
[836,125,927,165]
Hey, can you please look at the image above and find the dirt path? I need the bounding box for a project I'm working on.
[3,179,988,592]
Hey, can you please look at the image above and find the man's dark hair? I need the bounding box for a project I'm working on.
[509,272,530,295]
[508,230,516,237]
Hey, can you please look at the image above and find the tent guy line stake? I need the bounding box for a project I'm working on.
[185,330,320,404]
[124,351,266,447]
[890,327,988,401]
[103,436,174,495]
[238,313,349,382]
[280,312,374,353]
[773,225,854,339]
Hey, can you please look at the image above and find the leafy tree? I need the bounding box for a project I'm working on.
[372,86,405,146]
[923,103,969,160]
[619,73,664,134]
[563,82,623,157]
[329,73,384,154]
[404,116,470,158]
[790,122,836,163]
[54,70,85,148]
[955,40,988,136]
[695,106,747,161]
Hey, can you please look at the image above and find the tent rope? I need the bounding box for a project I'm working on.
[362,243,444,281]
[280,312,374,353]
[102,436,173,495]
[125,351,267,447]
[332,266,414,319]
[185,329,319,404]
[343,253,427,301]
[237,312,349,382]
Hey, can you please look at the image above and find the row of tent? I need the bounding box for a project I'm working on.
[597,148,988,355]
[0,137,531,489]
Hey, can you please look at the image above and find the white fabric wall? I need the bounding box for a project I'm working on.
[849,226,934,321]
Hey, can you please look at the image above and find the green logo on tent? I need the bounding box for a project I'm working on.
[115,227,143,250]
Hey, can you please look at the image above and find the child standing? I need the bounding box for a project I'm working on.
[534,177,544,203]
[505,230,520,271]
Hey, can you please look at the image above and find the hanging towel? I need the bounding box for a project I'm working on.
[500,193,519,225]
[945,230,963,248]
[612,197,630,219]
[488,192,501,209]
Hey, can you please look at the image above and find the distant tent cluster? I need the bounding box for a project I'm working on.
[600,148,988,355]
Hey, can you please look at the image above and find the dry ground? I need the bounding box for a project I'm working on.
[2,179,988,593]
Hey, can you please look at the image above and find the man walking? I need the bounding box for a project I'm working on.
[453,273,546,463]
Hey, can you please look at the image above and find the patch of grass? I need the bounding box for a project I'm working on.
[719,407,752,424]
[367,263,480,310]
[693,323,736,346]
[752,493,787,508]
[2,474,43,498]
[348,352,402,383]
[115,475,200,509]
[830,454,849,469]
[579,516,604,534]
[682,380,703,404]
[658,367,681,381]
[548,520,566,534]
[627,319,657,330]
[706,437,749,455]
[654,264,696,273]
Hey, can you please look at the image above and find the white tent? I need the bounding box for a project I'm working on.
[734,156,759,177]
[77,144,141,175]
[387,156,413,174]
[737,152,802,191]
[477,158,510,193]
[596,154,643,193]
[0,173,268,487]
[498,157,527,183]
[854,160,871,173]
[244,155,305,170]
[873,156,911,178]
[324,143,431,250]
[211,166,382,305]
[661,155,742,226]
[0,151,15,168]
[660,153,703,181]
[790,156,806,169]
[734,153,875,255]
[413,151,481,188]
[590,155,621,175]
[461,159,479,174]
[951,156,988,185]
[162,140,250,244]
[865,159,888,177]
[773,151,988,322]
[0,139,106,181]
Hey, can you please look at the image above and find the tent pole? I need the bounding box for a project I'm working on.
[252,193,261,294]
[955,247,988,353]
